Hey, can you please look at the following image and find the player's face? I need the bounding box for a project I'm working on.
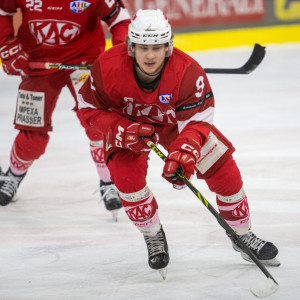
[134,44,167,75]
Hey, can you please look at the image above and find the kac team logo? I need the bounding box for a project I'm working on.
[70,1,91,14]
[29,20,81,46]
[159,93,172,105]
[127,204,153,222]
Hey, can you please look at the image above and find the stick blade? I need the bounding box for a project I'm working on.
[204,43,265,74]
[250,278,279,298]
[242,43,266,74]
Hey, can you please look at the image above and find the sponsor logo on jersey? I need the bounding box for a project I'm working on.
[29,20,81,46]
[76,73,89,84]
[159,93,172,105]
[123,97,176,124]
[47,7,63,11]
[70,1,91,14]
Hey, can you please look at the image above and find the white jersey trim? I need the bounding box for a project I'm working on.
[77,94,97,110]
[109,7,130,29]
[177,106,214,133]
[0,8,15,16]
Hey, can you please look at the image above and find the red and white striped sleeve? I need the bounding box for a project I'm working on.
[96,0,130,46]
[175,60,215,145]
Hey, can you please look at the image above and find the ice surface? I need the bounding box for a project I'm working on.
[1,43,300,300]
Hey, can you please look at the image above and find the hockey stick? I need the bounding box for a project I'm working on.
[142,136,278,298]
[28,62,92,70]
[204,43,265,74]
[28,43,265,74]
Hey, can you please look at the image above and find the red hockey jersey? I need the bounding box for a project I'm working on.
[0,0,130,67]
[78,43,215,151]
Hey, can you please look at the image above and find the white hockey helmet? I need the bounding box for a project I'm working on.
[128,9,173,57]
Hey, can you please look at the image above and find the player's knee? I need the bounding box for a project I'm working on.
[205,156,243,196]
[14,130,50,161]
[85,129,103,141]
[107,151,148,193]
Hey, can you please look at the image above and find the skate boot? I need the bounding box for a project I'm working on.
[144,226,169,279]
[228,231,280,266]
[99,180,122,221]
[0,168,26,206]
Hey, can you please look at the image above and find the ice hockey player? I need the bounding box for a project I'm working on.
[76,9,280,277]
[0,0,131,220]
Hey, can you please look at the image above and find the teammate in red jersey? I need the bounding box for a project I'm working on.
[81,9,279,275]
[0,0,130,219]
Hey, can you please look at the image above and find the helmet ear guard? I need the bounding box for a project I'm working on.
[127,9,173,57]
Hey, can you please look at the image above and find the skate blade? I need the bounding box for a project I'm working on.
[11,194,19,203]
[241,253,280,267]
[111,209,119,222]
[158,267,167,280]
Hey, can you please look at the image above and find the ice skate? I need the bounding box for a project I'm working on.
[0,168,26,206]
[144,226,169,279]
[228,231,280,266]
[99,180,122,221]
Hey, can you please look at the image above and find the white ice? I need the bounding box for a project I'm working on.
[0,43,300,300]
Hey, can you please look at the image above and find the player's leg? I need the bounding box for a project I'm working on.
[68,71,122,212]
[196,126,279,266]
[0,72,66,205]
[87,129,122,215]
[68,71,122,218]
[0,130,50,205]
[205,156,279,266]
[108,150,169,273]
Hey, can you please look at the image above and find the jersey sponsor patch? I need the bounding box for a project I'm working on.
[175,91,213,112]
[70,1,91,14]
[159,93,172,105]
[196,131,228,175]
[70,70,90,93]
[15,90,45,127]
[123,97,176,124]
[29,20,81,46]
